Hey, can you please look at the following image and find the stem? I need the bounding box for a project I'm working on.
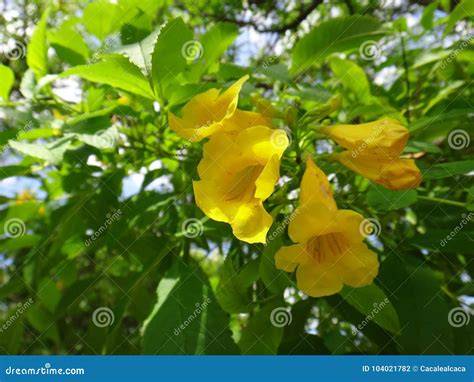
[400,29,411,123]
[418,195,466,208]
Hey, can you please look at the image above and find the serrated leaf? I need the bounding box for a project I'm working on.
[8,137,72,164]
[109,28,160,77]
[61,55,154,99]
[151,18,193,97]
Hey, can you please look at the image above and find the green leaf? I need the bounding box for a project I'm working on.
[215,255,251,313]
[199,22,238,74]
[421,1,438,30]
[367,185,418,210]
[8,137,72,164]
[109,29,160,78]
[151,18,193,97]
[239,301,284,355]
[71,125,120,149]
[421,160,474,180]
[329,57,371,103]
[259,235,294,294]
[26,8,50,79]
[340,284,400,334]
[291,15,386,74]
[83,0,121,40]
[379,256,454,354]
[142,260,238,354]
[444,0,474,35]
[61,55,154,99]
[49,18,89,66]
[0,64,15,100]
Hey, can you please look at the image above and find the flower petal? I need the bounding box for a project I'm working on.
[275,244,308,272]
[230,202,273,244]
[338,243,379,288]
[288,202,338,244]
[296,260,343,297]
[300,158,337,210]
[254,154,280,200]
[322,118,409,157]
[334,152,421,190]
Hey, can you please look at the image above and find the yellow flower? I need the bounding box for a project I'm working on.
[275,159,379,297]
[15,190,35,204]
[193,126,289,243]
[322,118,421,190]
[169,75,271,142]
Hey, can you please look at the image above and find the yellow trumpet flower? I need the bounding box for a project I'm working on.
[322,118,421,190]
[193,126,289,243]
[275,159,379,297]
[169,75,271,142]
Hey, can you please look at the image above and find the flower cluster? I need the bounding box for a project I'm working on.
[169,76,422,297]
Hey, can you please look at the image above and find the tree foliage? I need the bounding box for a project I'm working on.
[0,0,473,355]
